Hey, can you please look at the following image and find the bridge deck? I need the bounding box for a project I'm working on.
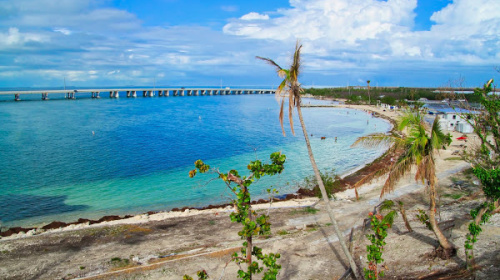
[0,88,275,95]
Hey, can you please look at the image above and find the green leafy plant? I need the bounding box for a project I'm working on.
[183,270,208,280]
[187,152,285,280]
[460,79,500,270]
[364,201,397,280]
[302,169,340,199]
[416,209,432,230]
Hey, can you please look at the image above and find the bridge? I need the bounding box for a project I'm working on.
[0,87,276,101]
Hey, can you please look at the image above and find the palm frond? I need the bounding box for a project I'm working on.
[291,42,302,79]
[351,133,397,148]
[381,153,415,197]
[279,98,286,136]
[353,163,392,188]
[430,116,449,150]
[415,155,436,188]
[379,199,395,212]
[288,92,295,135]
[255,56,283,73]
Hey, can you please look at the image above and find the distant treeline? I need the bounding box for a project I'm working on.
[303,87,482,105]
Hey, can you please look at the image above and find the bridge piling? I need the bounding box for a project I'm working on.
[2,87,276,101]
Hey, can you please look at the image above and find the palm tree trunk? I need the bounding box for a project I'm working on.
[296,103,360,279]
[428,182,456,259]
[399,202,413,232]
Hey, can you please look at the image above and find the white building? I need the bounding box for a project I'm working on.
[436,108,475,133]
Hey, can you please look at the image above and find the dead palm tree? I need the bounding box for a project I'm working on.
[353,110,456,258]
[257,41,360,279]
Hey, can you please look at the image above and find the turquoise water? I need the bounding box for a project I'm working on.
[0,94,391,228]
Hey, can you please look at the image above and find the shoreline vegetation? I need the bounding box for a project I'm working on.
[0,99,394,238]
[1,98,498,279]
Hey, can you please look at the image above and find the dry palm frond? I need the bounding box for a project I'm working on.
[381,154,415,197]
[256,41,303,137]
[351,133,396,148]
[353,164,392,189]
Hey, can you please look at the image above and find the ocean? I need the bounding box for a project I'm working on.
[0,94,391,228]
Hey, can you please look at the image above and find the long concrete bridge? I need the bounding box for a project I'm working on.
[0,88,276,101]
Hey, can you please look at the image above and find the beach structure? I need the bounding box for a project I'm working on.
[0,88,275,101]
[424,103,475,133]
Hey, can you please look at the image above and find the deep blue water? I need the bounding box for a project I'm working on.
[0,94,391,228]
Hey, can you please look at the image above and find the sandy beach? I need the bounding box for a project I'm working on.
[1,103,498,280]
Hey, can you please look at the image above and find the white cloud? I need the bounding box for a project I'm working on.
[0,27,47,46]
[224,0,416,43]
[224,0,500,68]
[240,12,269,21]
[53,28,72,35]
[1,0,499,88]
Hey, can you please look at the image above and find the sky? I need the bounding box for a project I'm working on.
[0,0,499,89]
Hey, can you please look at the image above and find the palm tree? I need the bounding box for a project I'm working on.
[367,80,371,105]
[353,110,456,258]
[257,41,360,279]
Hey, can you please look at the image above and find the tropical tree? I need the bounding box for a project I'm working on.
[461,79,500,269]
[257,41,360,279]
[352,109,456,259]
[367,80,371,105]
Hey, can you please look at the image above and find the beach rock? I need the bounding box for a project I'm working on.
[1,227,35,237]
[42,221,68,230]
[97,215,121,223]
[184,209,190,213]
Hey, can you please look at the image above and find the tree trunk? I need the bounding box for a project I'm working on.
[428,182,456,259]
[245,186,253,279]
[399,202,413,233]
[296,103,360,279]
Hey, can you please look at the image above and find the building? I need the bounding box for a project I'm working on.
[424,103,475,133]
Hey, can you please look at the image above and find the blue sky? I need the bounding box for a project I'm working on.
[0,0,499,88]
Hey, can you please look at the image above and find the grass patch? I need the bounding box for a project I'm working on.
[277,229,290,236]
[290,207,319,215]
[304,207,319,214]
[208,220,216,225]
[109,257,130,268]
[445,157,463,161]
[442,193,463,200]
[305,224,319,232]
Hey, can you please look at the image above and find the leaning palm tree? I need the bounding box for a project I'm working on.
[353,110,456,258]
[257,42,360,279]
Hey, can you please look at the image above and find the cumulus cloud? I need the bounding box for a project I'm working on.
[0,27,47,46]
[225,0,417,43]
[240,12,269,21]
[224,0,500,69]
[1,0,499,88]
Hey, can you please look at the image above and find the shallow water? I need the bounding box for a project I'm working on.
[0,94,391,228]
